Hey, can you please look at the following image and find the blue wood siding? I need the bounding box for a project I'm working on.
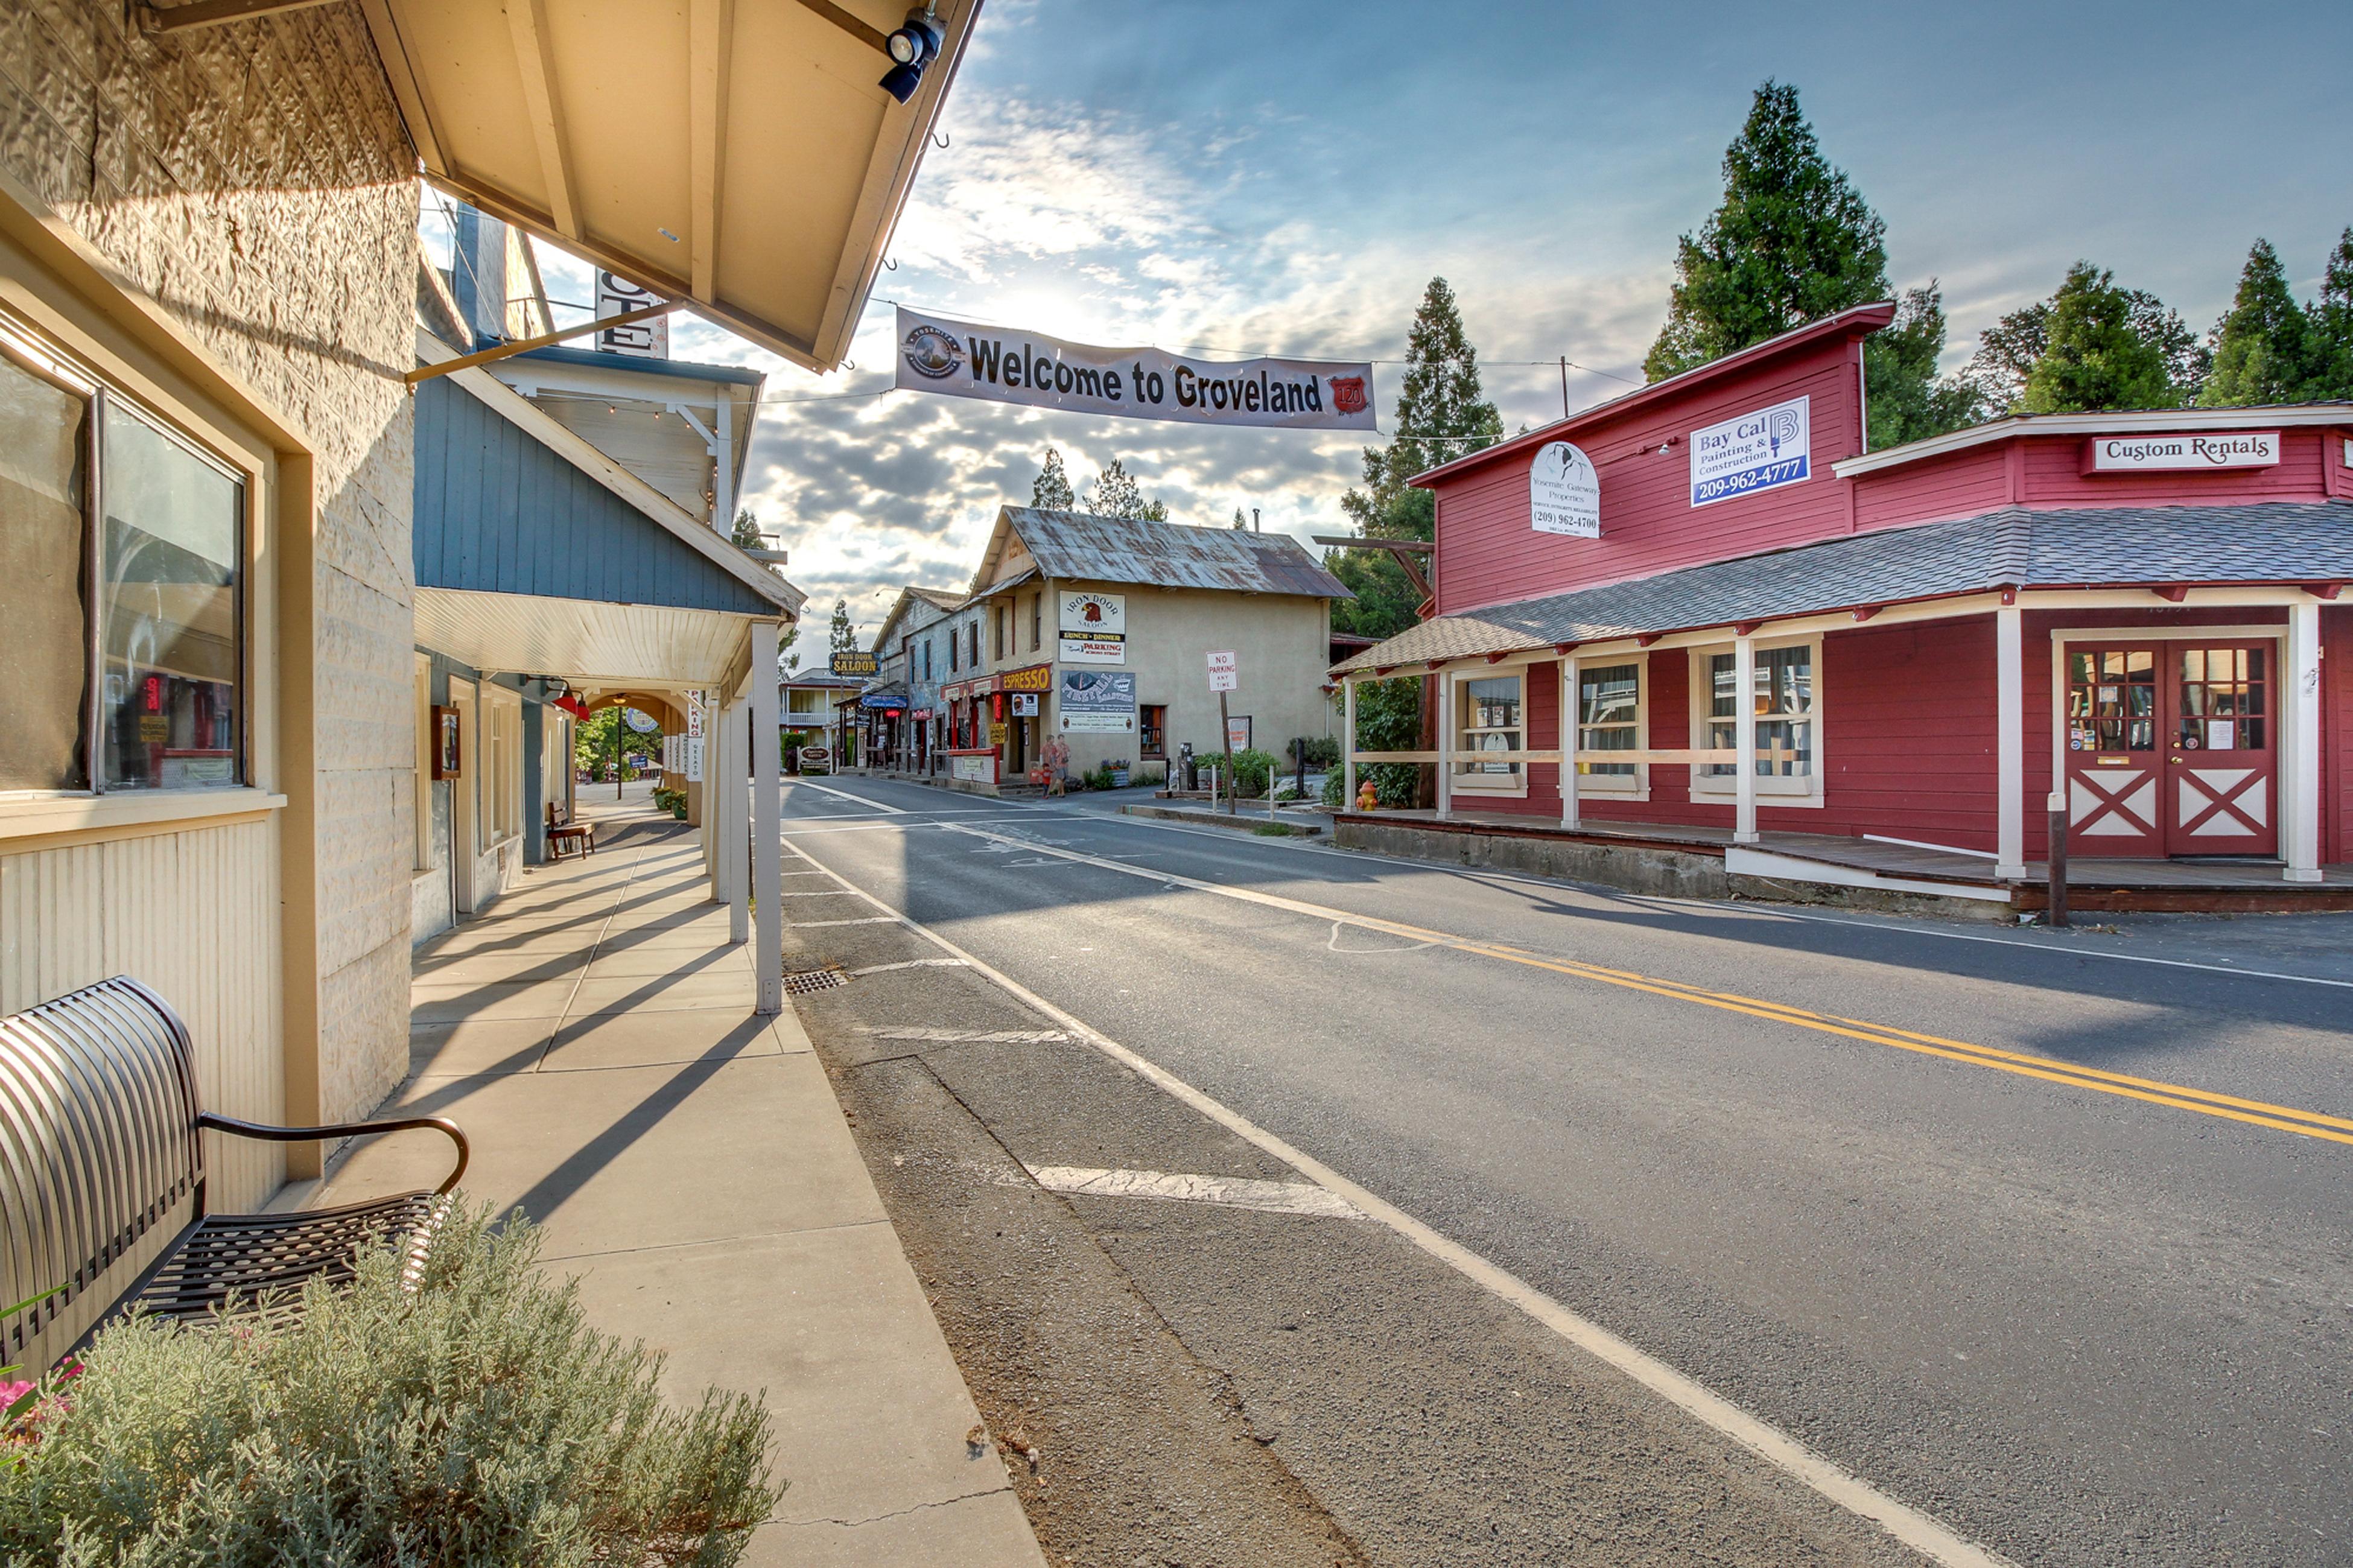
[414,376,773,615]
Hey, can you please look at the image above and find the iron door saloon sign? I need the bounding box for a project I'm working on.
[831,650,880,677]
[1059,592,1126,665]
[1690,395,1810,508]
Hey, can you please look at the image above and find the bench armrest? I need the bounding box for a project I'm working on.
[195,1111,471,1195]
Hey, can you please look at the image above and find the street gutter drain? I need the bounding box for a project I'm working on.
[783,966,850,996]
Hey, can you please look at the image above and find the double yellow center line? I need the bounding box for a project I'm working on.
[941,822,2353,1150]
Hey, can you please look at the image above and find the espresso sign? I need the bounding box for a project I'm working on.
[1529,441,1600,538]
[2085,432,2279,472]
[894,307,1377,431]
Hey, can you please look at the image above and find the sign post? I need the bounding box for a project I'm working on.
[1207,651,1238,816]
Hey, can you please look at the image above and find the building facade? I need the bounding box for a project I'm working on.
[1335,304,2353,901]
[951,508,1349,787]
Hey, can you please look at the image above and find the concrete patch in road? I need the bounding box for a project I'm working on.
[1029,1165,1364,1220]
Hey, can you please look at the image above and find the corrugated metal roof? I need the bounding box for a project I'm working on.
[1332,501,2353,673]
[997,507,1354,599]
[910,586,968,611]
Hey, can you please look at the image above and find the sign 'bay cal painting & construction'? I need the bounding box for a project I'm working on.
[895,306,1377,431]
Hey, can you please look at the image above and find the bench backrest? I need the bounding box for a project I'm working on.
[548,800,570,828]
[0,977,204,1374]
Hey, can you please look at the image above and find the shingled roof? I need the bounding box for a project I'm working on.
[989,507,1353,599]
[1332,501,2353,674]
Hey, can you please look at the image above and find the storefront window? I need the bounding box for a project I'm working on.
[0,346,91,791]
[1456,673,1522,789]
[2177,646,2266,752]
[101,402,243,790]
[1577,663,1640,782]
[2066,648,2158,752]
[1704,644,1813,781]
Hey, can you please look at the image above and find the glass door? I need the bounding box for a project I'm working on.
[2063,644,2162,855]
[2165,644,2276,855]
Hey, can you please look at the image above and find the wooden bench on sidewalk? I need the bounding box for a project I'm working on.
[0,977,469,1378]
[547,799,596,859]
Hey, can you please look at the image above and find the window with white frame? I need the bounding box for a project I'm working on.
[1453,672,1524,793]
[1691,638,1820,798]
[1574,659,1646,795]
[484,688,523,842]
[413,654,433,870]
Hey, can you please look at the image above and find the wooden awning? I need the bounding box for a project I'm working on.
[361,0,979,371]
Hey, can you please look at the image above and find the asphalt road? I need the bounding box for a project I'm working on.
[774,775,2353,1567]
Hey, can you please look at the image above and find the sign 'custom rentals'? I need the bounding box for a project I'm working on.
[2085,431,2279,472]
[1529,441,1601,537]
[1690,395,1810,508]
[1059,592,1126,664]
[895,307,1377,431]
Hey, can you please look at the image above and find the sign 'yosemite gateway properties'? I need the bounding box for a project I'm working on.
[894,307,1377,431]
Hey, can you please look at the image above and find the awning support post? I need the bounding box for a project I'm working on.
[1733,635,1759,844]
[1342,679,1358,807]
[2287,600,2322,883]
[726,694,749,945]
[752,620,784,1012]
[1435,670,1453,819]
[1995,606,2027,879]
[1559,654,1580,832]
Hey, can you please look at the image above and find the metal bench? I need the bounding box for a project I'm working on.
[0,977,468,1376]
[547,799,596,859]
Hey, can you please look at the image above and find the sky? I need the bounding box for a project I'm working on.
[517,0,2348,644]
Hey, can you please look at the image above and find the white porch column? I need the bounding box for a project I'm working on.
[752,621,784,1014]
[1559,655,1580,831]
[2287,599,2323,883]
[1995,605,2027,879]
[1434,670,1453,819]
[1733,634,1759,844]
[1341,678,1358,807]
[725,695,749,945]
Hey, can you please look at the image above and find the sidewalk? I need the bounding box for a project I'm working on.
[317,795,1047,1566]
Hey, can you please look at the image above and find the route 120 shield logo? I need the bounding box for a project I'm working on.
[1329,375,1368,416]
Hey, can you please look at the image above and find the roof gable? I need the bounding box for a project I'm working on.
[985,507,1352,598]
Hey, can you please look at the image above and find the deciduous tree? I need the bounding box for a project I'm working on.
[1864,285,1984,449]
[828,598,856,655]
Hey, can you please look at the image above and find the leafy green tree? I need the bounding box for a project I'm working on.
[1864,285,1984,449]
[2300,226,2353,399]
[1330,276,1499,641]
[2019,262,2203,413]
[2200,239,2309,407]
[828,598,856,655]
[1960,301,2051,414]
[1351,676,1426,807]
[1031,446,1075,510]
[1645,81,1888,382]
[1087,459,1167,521]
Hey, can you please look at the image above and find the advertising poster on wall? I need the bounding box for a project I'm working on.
[1689,395,1810,508]
[1059,670,1136,734]
[1059,591,1127,664]
[1529,441,1601,536]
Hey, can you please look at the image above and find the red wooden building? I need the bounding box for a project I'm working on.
[1333,304,2353,905]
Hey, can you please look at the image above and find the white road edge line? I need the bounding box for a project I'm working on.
[780,835,2015,1568]
[786,777,906,814]
[849,959,971,976]
[1037,807,2353,992]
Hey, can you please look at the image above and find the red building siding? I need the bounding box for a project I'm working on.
[1433,334,1870,615]
[2328,605,2353,866]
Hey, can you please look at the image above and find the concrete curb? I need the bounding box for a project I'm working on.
[1120,803,1325,836]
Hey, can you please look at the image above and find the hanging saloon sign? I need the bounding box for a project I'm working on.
[895,306,1377,431]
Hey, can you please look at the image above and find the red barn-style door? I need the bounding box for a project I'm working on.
[2063,641,2278,858]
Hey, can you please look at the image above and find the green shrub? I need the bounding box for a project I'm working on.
[650,785,687,817]
[1290,737,1341,769]
[0,1205,778,1567]
[1319,769,1345,808]
[1224,748,1278,798]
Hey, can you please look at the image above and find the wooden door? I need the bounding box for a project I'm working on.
[2164,642,2276,856]
[2063,644,2164,854]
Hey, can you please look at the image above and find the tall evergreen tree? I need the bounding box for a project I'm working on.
[2200,240,2309,407]
[1864,285,1985,449]
[729,506,763,549]
[1087,459,1166,521]
[1329,277,1500,640]
[828,598,856,655]
[2304,226,2353,399]
[1645,81,1888,381]
[2020,263,2202,413]
[1031,447,1074,510]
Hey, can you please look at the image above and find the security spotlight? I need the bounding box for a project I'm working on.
[879,8,944,103]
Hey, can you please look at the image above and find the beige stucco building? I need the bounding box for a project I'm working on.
[951,508,1350,785]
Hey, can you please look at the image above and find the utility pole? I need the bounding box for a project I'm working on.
[1219,688,1235,815]
[613,713,623,799]
[1560,355,1570,421]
